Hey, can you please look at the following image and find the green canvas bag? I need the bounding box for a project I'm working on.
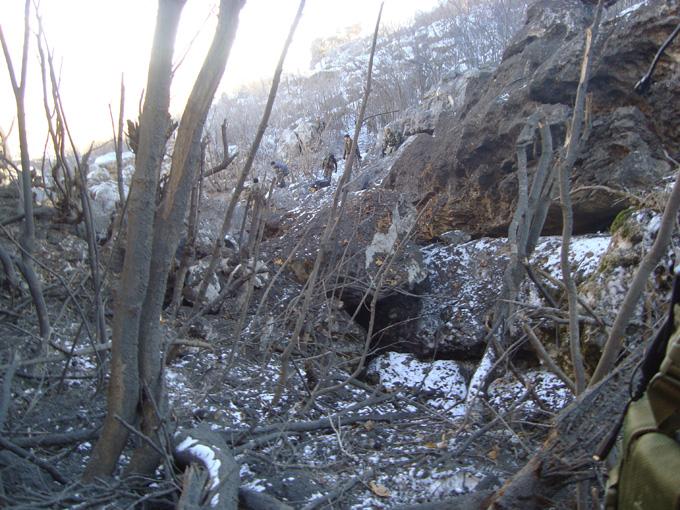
[605,305,680,509]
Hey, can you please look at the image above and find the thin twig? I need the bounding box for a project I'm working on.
[0,435,68,484]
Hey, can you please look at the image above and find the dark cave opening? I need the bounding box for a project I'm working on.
[336,285,425,357]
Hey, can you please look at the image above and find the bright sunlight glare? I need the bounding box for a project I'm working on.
[0,0,440,155]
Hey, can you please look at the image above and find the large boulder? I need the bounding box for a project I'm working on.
[380,70,488,156]
[383,1,680,238]
[88,181,121,241]
[265,188,429,355]
[367,351,469,418]
[280,119,326,160]
[93,151,135,186]
[416,233,610,360]
[487,369,573,421]
[83,151,134,240]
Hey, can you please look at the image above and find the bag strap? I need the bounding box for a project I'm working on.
[634,275,680,399]
[647,306,680,433]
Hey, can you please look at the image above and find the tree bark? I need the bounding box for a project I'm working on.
[83,0,185,480]
[0,0,35,254]
[203,119,238,178]
[466,113,554,404]
[0,0,50,344]
[174,425,240,509]
[169,141,205,316]
[557,1,603,395]
[0,242,20,292]
[126,0,245,476]
[76,151,107,351]
[114,74,126,204]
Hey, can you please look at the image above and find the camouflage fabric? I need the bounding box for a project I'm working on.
[605,306,680,509]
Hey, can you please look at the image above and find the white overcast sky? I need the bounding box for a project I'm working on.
[1,0,440,154]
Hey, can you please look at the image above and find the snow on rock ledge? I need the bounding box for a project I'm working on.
[581,208,677,354]
[367,352,468,418]
[487,370,573,421]
[415,233,610,360]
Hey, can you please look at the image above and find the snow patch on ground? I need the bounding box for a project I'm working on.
[368,352,467,417]
[488,370,573,417]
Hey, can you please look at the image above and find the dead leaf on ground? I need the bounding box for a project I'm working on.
[424,440,447,449]
[487,445,500,461]
[369,481,390,498]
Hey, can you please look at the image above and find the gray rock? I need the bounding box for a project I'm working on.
[438,230,472,246]
[487,369,573,421]
[280,119,326,160]
[580,209,676,354]
[380,70,485,156]
[382,2,680,238]
[415,234,610,360]
[417,238,508,360]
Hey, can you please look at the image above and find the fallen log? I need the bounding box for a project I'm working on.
[174,425,240,509]
[11,427,99,448]
[231,411,411,454]
[239,488,294,510]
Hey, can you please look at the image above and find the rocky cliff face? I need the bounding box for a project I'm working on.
[383,1,680,238]
[262,0,680,363]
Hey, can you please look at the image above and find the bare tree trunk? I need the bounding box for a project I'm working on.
[83,0,185,480]
[169,140,205,316]
[13,257,50,336]
[127,0,245,476]
[1,0,50,344]
[0,242,21,293]
[557,0,603,394]
[173,425,240,509]
[0,0,35,254]
[195,0,306,304]
[466,113,554,404]
[76,150,107,352]
[227,180,273,366]
[203,119,238,179]
[488,350,640,509]
[36,24,79,220]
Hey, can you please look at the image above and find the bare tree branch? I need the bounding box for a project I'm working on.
[557,0,604,394]
[272,2,384,406]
